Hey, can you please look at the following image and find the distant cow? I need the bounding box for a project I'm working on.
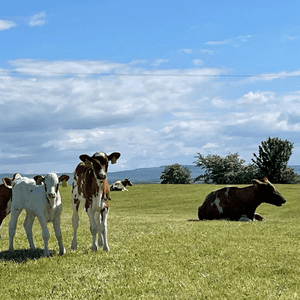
[197,178,286,221]
[71,151,121,251]
[110,178,133,191]
[7,173,69,256]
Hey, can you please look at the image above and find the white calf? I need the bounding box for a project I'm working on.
[8,173,69,257]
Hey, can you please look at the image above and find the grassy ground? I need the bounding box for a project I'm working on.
[0,183,299,299]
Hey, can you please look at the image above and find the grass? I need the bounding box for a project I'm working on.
[0,183,299,299]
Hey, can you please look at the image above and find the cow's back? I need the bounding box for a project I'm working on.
[72,163,100,211]
[12,179,46,212]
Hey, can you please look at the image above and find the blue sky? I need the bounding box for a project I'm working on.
[1,0,300,174]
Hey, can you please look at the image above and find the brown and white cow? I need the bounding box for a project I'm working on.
[110,178,133,191]
[71,151,121,251]
[0,177,13,239]
[197,178,286,221]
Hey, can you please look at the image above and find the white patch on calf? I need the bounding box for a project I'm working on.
[225,188,230,197]
[212,196,223,214]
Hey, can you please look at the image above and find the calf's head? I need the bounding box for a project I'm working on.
[253,178,286,207]
[79,152,121,182]
[41,173,70,201]
[124,178,133,186]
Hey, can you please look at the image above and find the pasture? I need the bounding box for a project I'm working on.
[0,183,299,299]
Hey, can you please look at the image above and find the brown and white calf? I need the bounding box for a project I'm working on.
[0,177,13,239]
[71,151,121,251]
[110,178,133,191]
[7,173,69,256]
[197,178,286,221]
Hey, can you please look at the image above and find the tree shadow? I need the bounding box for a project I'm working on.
[0,248,55,263]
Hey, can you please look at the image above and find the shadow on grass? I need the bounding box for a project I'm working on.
[0,249,55,263]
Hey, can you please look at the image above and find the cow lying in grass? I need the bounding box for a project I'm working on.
[5,173,69,256]
[110,178,133,191]
[195,178,286,221]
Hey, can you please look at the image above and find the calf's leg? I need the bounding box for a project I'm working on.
[8,208,22,252]
[52,215,65,255]
[71,205,79,250]
[99,208,109,251]
[87,208,98,251]
[37,215,50,257]
[23,212,36,250]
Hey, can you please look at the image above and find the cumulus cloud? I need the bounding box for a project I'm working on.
[152,59,170,66]
[28,11,47,27]
[238,91,275,104]
[200,49,213,55]
[192,59,204,66]
[0,19,17,31]
[1,59,300,172]
[178,49,192,54]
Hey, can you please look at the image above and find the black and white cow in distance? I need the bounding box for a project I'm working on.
[71,151,121,251]
[110,178,133,191]
[7,173,69,257]
[197,178,286,221]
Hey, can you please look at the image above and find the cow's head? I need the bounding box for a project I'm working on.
[79,152,121,182]
[124,178,133,186]
[41,173,70,201]
[252,178,286,207]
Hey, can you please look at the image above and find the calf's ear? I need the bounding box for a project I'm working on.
[252,179,262,187]
[2,177,13,189]
[33,175,44,185]
[59,175,70,182]
[108,152,121,164]
[79,154,91,162]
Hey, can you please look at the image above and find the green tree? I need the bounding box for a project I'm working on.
[194,152,257,184]
[160,163,191,184]
[252,137,298,183]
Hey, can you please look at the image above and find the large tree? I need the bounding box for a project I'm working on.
[252,137,298,183]
[194,152,257,184]
[160,163,191,184]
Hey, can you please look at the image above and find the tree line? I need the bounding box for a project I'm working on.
[160,137,300,184]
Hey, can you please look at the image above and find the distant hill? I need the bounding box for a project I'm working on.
[1,165,300,185]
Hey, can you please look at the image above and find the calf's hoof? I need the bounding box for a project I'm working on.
[91,245,98,251]
[59,248,66,255]
[103,245,109,252]
[71,241,77,250]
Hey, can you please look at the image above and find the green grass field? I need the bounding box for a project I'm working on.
[0,183,299,299]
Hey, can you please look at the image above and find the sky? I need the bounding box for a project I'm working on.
[1,0,300,174]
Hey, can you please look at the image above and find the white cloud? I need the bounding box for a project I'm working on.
[205,34,252,46]
[238,91,275,104]
[248,69,300,82]
[178,49,192,54]
[205,39,230,45]
[0,19,17,31]
[200,49,213,55]
[1,59,300,172]
[28,11,47,27]
[192,59,204,66]
[152,59,170,66]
